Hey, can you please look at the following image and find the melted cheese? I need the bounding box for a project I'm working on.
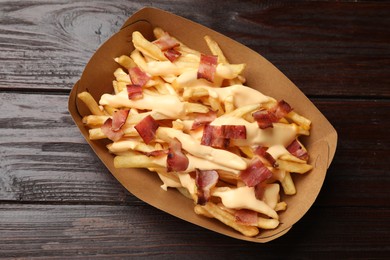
[156,127,247,171]
[266,144,291,159]
[263,184,280,209]
[100,90,186,118]
[211,117,297,147]
[213,186,278,219]
[158,173,181,191]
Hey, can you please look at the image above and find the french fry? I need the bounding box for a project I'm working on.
[286,111,311,130]
[276,159,313,174]
[82,115,109,127]
[257,217,279,230]
[115,55,136,69]
[113,68,131,83]
[89,128,106,140]
[201,202,259,237]
[275,201,287,211]
[204,35,228,64]
[77,92,105,116]
[280,172,296,195]
[132,31,167,61]
[114,154,166,169]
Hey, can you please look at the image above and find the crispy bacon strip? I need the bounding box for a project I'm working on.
[222,125,246,139]
[235,209,258,226]
[167,138,189,172]
[126,85,143,100]
[134,115,159,144]
[201,125,229,149]
[196,169,219,205]
[111,109,129,131]
[273,100,293,119]
[191,111,217,130]
[240,158,272,187]
[253,100,293,129]
[254,146,277,167]
[201,124,247,148]
[252,110,276,129]
[254,182,267,200]
[197,53,218,82]
[287,139,309,161]
[200,125,230,148]
[153,33,180,51]
[129,67,150,87]
[164,48,182,62]
[101,118,124,142]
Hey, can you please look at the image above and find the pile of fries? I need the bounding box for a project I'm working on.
[78,27,312,237]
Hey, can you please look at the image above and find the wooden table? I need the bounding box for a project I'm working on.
[1,1,389,258]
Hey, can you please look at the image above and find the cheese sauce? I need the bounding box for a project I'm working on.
[100,89,186,118]
[157,127,247,171]
[211,117,297,147]
[213,186,278,219]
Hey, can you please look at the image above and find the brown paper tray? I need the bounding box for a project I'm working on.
[68,7,337,243]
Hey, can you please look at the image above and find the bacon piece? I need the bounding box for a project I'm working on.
[201,124,247,148]
[153,33,180,51]
[240,158,273,187]
[254,182,267,200]
[111,109,129,131]
[235,209,258,226]
[197,53,218,82]
[129,67,150,87]
[253,100,293,129]
[196,169,219,205]
[167,138,189,172]
[134,115,159,144]
[273,100,293,119]
[222,125,246,139]
[252,110,276,129]
[191,111,217,130]
[164,48,182,62]
[287,139,309,161]
[101,118,124,142]
[200,125,230,149]
[126,84,143,100]
[254,146,277,167]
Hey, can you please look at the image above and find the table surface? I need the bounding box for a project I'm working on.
[1,0,389,259]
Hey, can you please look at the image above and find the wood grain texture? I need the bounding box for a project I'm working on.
[1,0,389,258]
[0,0,389,97]
[0,204,389,259]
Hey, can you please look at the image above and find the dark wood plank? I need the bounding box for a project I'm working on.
[0,204,388,258]
[0,92,135,203]
[1,92,389,210]
[0,0,389,97]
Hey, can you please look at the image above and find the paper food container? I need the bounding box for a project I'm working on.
[68,7,337,243]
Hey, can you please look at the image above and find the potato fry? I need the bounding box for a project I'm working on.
[114,154,166,169]
[276,159,313,174]
[204,35,228,64]
[114,68,131,83]
[201,203,259,237]
[287,111,311,130]
[132,31,167,61]
[82,115,109,127]
[280,172,296,195]
[115,55,136,69]
[89,128,106,140]
[77,92,105,116]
